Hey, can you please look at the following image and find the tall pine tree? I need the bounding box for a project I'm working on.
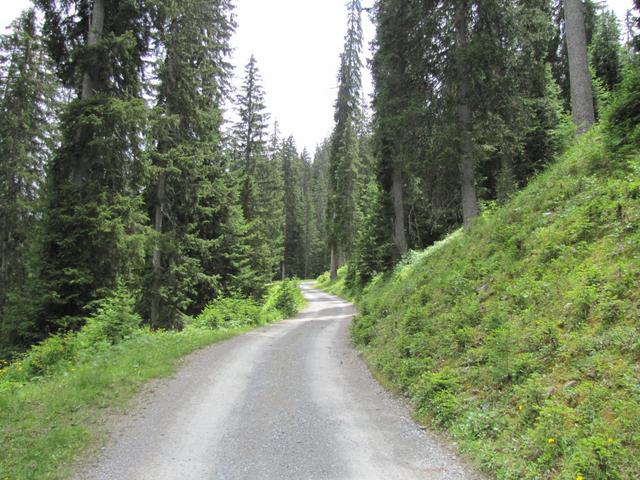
[147,0,247,326]
[590,8,622,92]
[34,0,151,334]
[282,136,304,278]
[233,55,283,292]
[0,10,60,351]
[327,0,363,280]
[565,0,596,133]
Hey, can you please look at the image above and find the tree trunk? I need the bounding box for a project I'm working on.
[329,243,338,281]
[82,0,105,99]
[391,165,408,257]
[455,1,479,229]
[72,0,105,186]
[304,237,309,280]
[150,171,166,328]
[565,0,595,134]
[497,154,515,204]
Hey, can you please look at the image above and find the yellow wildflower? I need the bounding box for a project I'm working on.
[547,437,556,444]
[576,475,584,480]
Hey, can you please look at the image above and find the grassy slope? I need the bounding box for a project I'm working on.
[335,129,640,479]
[0,282,306,480]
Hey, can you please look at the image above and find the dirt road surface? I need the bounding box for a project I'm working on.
[76,283,483,480]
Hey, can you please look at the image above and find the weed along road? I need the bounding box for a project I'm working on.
[77,283,482,480]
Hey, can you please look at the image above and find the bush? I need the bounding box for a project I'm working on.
[606,58,640,151]
[78,287,142,345]
[316,272,330,286]
[193,297,263,329]
[20,334,77,378]
[411,367,461,427]
[185,281,305,331]
[274,280,304,317]
[263,279,305,318]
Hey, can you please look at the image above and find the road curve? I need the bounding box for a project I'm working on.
[76,284,483,480]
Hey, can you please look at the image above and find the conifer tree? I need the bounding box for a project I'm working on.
[0,10,59,349]
[348,181,392,287]
[300,149,316,279]
[506,0,563,189]
[147,0,244,326]
[282,136,304,278]
[308,142,331,277]
[233,55,283,291]
[34,0,151,334]
[327,0,363,280]
[565,0,596,133]
[234,56,268,218]
[453,0,479,228]
[590,9,622,91]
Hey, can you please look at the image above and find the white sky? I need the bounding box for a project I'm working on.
[0,0,636,152]
[231,0,375,153]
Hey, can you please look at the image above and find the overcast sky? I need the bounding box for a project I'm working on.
[0,0,636,153]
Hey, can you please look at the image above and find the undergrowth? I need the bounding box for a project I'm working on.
[0,280,304,480]
[322,128,640,479]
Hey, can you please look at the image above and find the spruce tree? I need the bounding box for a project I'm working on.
[511,0,563,186]
[590,9,622,92]
[305,141,331,278]
[34,0,151,333]
[327,0,363,280]
[234,55,268,219]
[233,55,283,292]
[565,0,596,133]
[370,0,441,259]
[453,0,479,228]
[147,0,243,326]
[0,10,59,350]
[282,136,304,278]
[300,149,316,279]
[348,181,392,287]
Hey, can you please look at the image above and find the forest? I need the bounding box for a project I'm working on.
[1,0,640,478]
[1,0,635,359]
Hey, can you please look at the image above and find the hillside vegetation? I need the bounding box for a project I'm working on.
[320,125,640,479]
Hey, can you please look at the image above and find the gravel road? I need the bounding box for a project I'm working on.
[76,283,483,480]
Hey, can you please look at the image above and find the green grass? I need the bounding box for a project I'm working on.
[0,280,305,480]
[0,328,246,480]
[323,128,640,479]
[315,269,350,297]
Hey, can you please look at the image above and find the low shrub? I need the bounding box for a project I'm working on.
[268,279,305,318]
[78,286,142,346]
[192,280,304,330]
[19,334,77,378]
[192,297,263,329]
